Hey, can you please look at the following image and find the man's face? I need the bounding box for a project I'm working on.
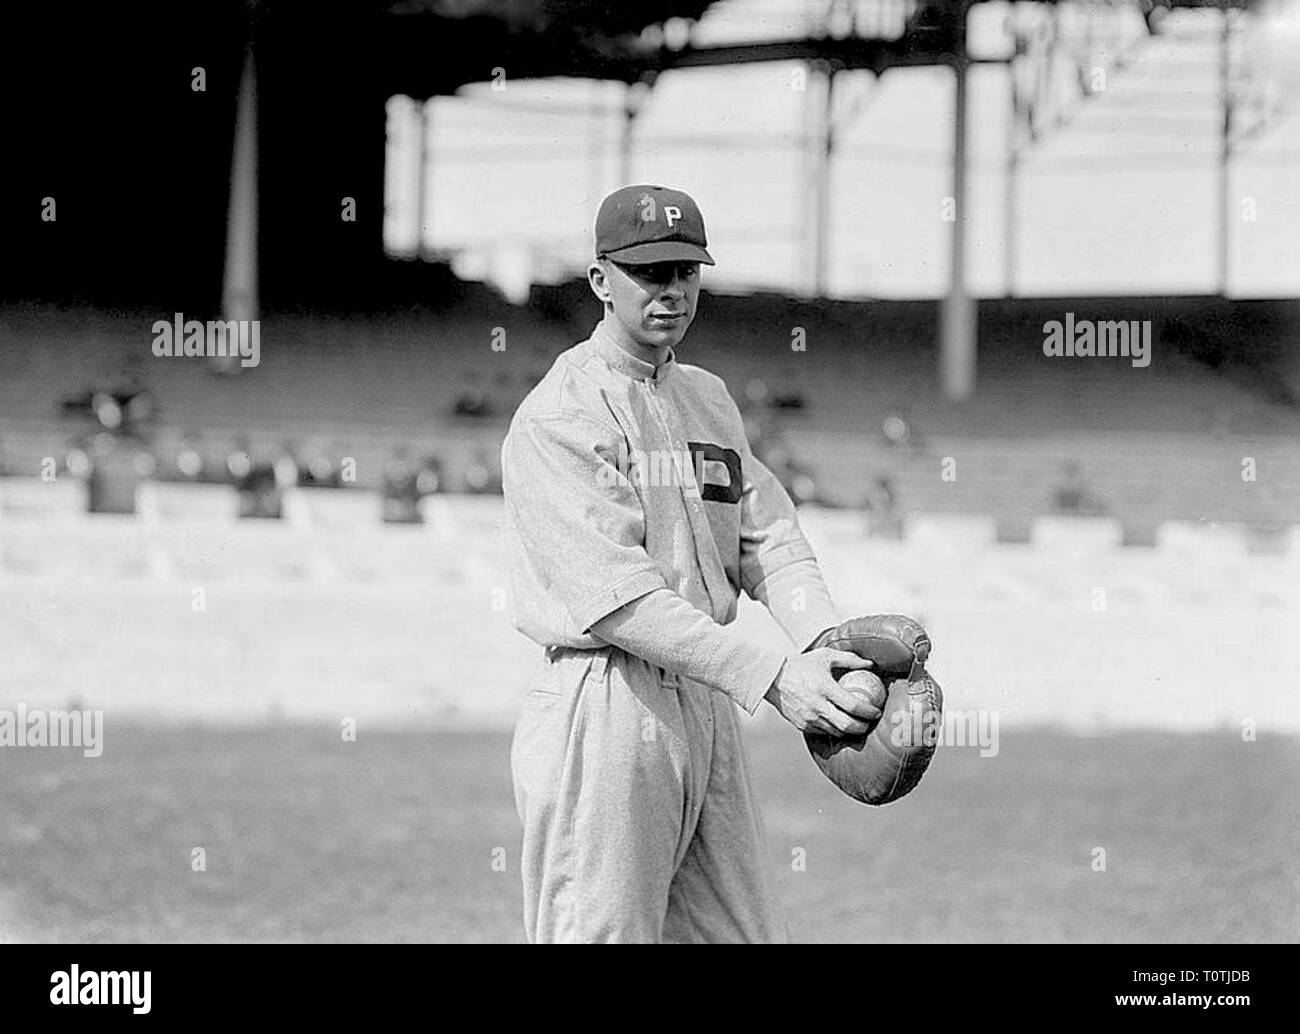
[593,259,701,350]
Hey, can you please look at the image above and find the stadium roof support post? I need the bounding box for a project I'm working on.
[1005,49,1018,299]
[415,98,430,261]
[941,2,975,401]
[1217,4,1231,297]
[223,40,259,326]
[809,60,835,298]
[620,74,655,186]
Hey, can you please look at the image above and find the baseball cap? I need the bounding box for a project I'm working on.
[594,184,715,266]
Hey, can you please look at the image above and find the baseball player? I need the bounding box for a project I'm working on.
[501,184,879,944]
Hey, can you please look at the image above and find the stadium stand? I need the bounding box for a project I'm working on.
[1,287,1297,539]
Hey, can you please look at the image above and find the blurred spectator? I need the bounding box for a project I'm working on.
[273,446,301,491]
[382,450,446,522]
[415,456,443,497]
[769,389,805,410]
[881,411,916,451]
[60,369,159,511]
[298,447,341,488]
[174,435,206,481]
[61,381,156,440]
[754,435,818,507]
[382,448,423,523]
[65,443,92,479]
[228,442,282,519]
[85,431,154,514]
[463,449,502,494]
[1053,460,1107,516]
[237,464,281,518]
[786,469,818,506]
[453,376,492,418]
[862,475,902,538]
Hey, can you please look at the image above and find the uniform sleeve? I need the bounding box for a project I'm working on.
[590,588,787,715]
[502,412,667,634]
[737,446,840,651]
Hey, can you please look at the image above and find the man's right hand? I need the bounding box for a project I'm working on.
[764,649,880,736]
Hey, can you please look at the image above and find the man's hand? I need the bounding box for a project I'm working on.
[764,649,879,736]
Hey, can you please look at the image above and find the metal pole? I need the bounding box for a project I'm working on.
[941,3,975,400]
[1218,6,1231,296]
[620,81,640,184]
[797,60,814,295]
[813,62,835,298]
[223,43,259,324]
[414,99,429,259]
[1005,55,1019,298]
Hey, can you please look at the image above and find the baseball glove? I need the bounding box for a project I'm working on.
[803,614,943,806]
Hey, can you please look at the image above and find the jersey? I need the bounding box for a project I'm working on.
[500,319,839,713]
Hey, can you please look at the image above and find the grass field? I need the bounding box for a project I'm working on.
[1,721,1296,943]
[2,499,1297,942]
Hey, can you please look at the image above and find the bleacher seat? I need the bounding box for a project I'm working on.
[137,482,240,526]
[0,476,86,527]
[282,486,382,532]
[2,295,1297,535]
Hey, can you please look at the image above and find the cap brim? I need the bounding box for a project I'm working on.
[603,241,715,266]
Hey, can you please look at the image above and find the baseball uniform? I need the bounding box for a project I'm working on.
[501,319,840,943]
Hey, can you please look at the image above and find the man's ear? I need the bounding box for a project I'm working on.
[588,259,613,305]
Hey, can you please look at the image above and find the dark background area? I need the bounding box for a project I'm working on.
[0,0,733,313]
[1,1,392,312]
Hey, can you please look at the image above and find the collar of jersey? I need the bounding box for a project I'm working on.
[589,320,676,384]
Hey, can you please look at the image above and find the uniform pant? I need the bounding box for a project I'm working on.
[511,646,787,943]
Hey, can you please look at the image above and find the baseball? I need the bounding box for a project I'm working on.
[838,668,888,711]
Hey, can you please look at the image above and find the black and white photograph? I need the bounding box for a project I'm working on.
[0,0,1297,976]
